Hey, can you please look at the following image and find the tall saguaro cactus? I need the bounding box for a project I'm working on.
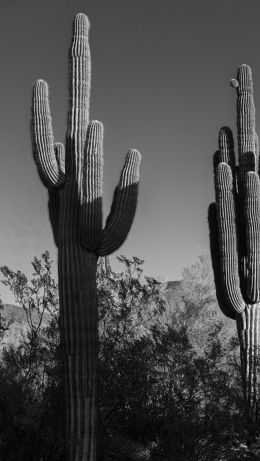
[209,64,260,419]
[31,13,141,460]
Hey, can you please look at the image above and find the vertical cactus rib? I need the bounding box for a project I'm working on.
[31,12,141,460]
[215,163,245,313]
[218,127,236,170]
[31,80,66,188]
[244,172,260,303]
[234,64,255,156]
[80,121,104,249]
[255,133,259,173]
[232,64,256,183]
[208,203,236,319]
[55,142,66,174]
[236,304,260,412]
[69,13,90,130]
[59,247,98,460]
[217,127,237,193]
[48,143,65,245]
[97,149,141,256]
[67,13,90,179]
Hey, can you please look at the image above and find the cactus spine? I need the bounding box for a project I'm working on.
[210,64,260,419]
[31,13,141,460]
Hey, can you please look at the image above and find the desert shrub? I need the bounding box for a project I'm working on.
[0,253,260,460]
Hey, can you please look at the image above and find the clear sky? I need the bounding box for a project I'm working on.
[0,0,259,303]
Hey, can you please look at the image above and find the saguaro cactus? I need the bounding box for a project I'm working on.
[209,64,260,419]
[31,13,141,460]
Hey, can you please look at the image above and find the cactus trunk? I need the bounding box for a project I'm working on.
[59,246,97,459]
[236,305,260,416]
[31,13,141,460]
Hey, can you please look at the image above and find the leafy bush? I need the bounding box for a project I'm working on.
[0,253,260,460]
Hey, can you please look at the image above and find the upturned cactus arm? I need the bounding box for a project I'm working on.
[231,64,255,157]
[214,127,237,192]
[218,127,236,170]
[208,203,236,319]
[215,163,245,313]
[231,64,257,181]
[31,80,66,188]
[244,172,260,303]
[67,13,90,178]
[48,143,65,246]
[97,149,141,256]
[80,121,104,250]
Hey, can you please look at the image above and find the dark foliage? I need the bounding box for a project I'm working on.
[0,253,260,460]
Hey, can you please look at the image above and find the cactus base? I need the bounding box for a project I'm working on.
[237,304,260,420]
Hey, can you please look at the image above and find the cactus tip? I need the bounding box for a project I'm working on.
[216,162,233,189]
[33,79,49,98]
[240,63,251,70]
[218,126,233,147]
[236,64,253,91]
[91,120,103,130]
[88,121,104,141]
[34,79,48,89]
[127,149,142,163]
[55,142,64,150]
[73,13,90,36]
[219,126,231,138]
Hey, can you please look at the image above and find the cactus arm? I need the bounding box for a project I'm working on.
[231,64,255,156]
[97,149,141,256]
[48,143,65,246]
[80,121,104,249]
[231,64,256,177]
[67,13,90,179]
[208,203,236,319]
[218,127,236,170]
[244,172,260,303]
[215,162,245,313]
[31,80,66,188]
[216,126,237,192]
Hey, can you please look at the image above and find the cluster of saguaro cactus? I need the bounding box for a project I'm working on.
[31,13,141,461]
[209,64,260,419]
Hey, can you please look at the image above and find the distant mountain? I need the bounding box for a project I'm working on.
[165,280,182,290]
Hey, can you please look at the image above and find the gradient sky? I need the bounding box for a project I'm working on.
[0,0,259,303]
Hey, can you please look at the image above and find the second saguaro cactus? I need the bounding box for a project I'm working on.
[210,64,260,420]
[31,13,141,461]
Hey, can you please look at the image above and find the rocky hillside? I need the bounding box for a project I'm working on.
[0,303,51,351]
[0,278,236,356]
